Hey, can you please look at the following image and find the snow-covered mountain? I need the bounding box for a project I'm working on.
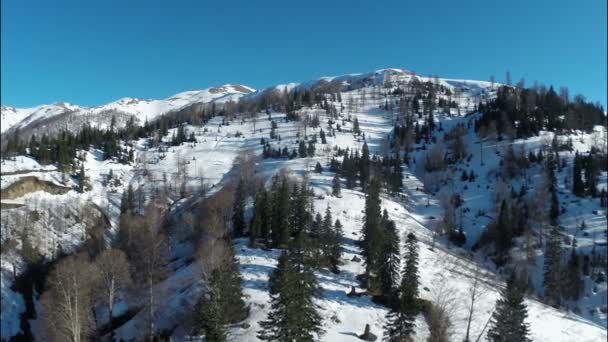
[1,68,606,341]
[0,84,255,133]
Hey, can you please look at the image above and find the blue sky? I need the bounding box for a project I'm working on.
[1,0,606,108]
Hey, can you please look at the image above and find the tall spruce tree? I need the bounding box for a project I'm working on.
[271,176,292,247]
[486,272,531,342]
[362,178,383,290]
[384,233,419,341]
[193,244,247,340]
[193,269,228,342]
[360,142,371,192]
[572,152,585,196]
[543,225,562,306]
[258,232,324,341]
[378,210,400,297]
[232,178,246,238]
[332,172,342,197]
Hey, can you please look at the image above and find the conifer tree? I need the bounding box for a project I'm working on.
[78,164,87,193]
[232,178,246,238]
[193,244,248,340]
[271,176,292,247]
[193,269,228,342]
[378,210,400,297]
[486,272,531,342]
[360,142,371,191]
[258,232,324,341]
[362,178,383,289]
[572,152,584,196]
[384,233,419,341]
[332,172,342,197]
[543,225,562,306]
[494,200,513,264]
[353,117,361,135]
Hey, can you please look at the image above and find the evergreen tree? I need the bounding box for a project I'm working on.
[332,172,342,197]
[486,272,531,342]
[193,269,228,342]
[362,178,383,289]
[258,232,324,341]
[494,200,513,264]
[360,142,371,191]
[562,247,583,300]
[193,244,247,341]
[78,164,87,193]
[232,178,247,238]
[384,233,419,341]
[572,152,585,196]
[543,225,562,306]
[320,128,327,144]
[315,162,323,173]
[378,210,400,297]
[271,176,292,247]
[353,117,361,135]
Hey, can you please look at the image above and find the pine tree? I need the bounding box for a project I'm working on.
[315,162,323,173]
[78,164,87,193]
[232,178,247,238]
[543,225,562,306]
[494,200,513,264]
[486,272,531,342]
[220,245,249,323]
[384,233,419,341]
[332,172,342,197]
[271,176,292,247]
[572,152,584,196]
[353,117,361,135]
[193,269,228,342]
[328,219,344,271]
[378,210,400,297]
[193,244,247,340]
[258,232,324,341]
[360,142,371,191]
[362,178,383,289]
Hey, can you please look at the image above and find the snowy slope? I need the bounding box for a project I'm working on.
[1,102,82,133]
[0,84,255,133]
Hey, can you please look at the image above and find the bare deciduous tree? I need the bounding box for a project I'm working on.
[464,265,487,342]
[426,281,458,342]
[94,248,132,338]
[42,254,97,342]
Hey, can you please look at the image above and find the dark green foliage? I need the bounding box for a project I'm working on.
[232,178,246,238]
[476,85,606,138]
[332,172,342,197]
[193,269,228,342]
[378,210,400,297]
[317,207,343,272]
[258,233,324,341]
[315,162,323,173]
[250,188,271,246]
[486,272,531,342]
[493,200,512,264]
[543,225,562,306]
[193,245,248,341]
[384,233,419,341]
[353,117,361,135]
[271,176,293,247]
[562,247,583,301]
[362,178,383,289]
[78,164,87,193]
[360,142,370,192]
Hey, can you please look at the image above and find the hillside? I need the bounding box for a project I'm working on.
[1,68,606,341]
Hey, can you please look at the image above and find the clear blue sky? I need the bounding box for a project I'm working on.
[2,0,606,108]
